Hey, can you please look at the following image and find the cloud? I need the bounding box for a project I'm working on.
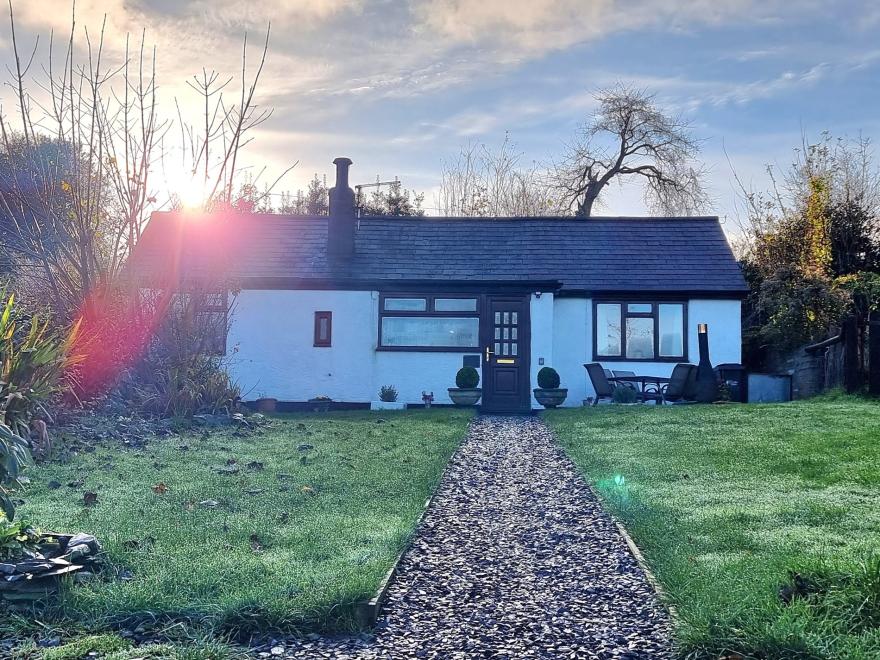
[413,0,801,55]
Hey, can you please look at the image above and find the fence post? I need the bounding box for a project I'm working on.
[843,316,860,393]
[870,311,880,396]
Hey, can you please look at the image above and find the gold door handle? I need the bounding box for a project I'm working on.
[485,345,494,362]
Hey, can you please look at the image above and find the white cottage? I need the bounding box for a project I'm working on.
[131,158,748,413]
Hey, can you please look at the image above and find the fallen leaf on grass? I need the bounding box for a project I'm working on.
[198,499,220,508]
[301,485,315,495]
[152,482,168,495]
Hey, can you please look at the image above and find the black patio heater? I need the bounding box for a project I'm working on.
[695,323,718,403]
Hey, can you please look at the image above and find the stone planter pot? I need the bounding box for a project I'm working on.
[447,388,482,406]
[254,397,277,413]
[308,398,332,413]
[370,401,406,411]
[534,388,568,408]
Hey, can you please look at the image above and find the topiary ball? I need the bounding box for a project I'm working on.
[455,366,480,389]
[537,366,560,389]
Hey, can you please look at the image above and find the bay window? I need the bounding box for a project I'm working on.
[593,300,686,361]
[379,295,480,350]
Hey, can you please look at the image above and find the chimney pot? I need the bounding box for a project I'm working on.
[328,156,356,258]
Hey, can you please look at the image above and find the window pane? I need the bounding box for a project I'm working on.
[384,298,427,311]
[596,304,622,356]
[628,303,652,314]
[626,317,655,359]
[434,298,477,312]
[659,304,684,357]
[381,317,479,347]
[318,317,329,341]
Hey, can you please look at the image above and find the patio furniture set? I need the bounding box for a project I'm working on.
[583,362,698,406]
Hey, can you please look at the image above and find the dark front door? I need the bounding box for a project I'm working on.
[481,295,531,413]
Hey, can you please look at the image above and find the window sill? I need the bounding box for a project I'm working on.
[594,356,688,363]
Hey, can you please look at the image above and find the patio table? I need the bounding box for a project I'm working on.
[609,375,671,393]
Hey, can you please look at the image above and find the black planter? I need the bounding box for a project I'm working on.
[534,388,568,408]
[695,324,718,403]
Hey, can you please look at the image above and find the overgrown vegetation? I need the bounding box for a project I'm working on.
[6,411,470,645]
[548,396,880,659]
[0,292,81,519]
[736,134,880,370]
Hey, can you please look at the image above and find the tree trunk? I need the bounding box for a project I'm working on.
[576,182,603,217]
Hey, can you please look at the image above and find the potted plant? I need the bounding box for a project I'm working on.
[371,385,406,411]
[254,393,277,413]
[533,367,567,408]
[447,367,482,406]
[611,385,639,405]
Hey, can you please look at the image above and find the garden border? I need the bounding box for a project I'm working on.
[610,516,678,621]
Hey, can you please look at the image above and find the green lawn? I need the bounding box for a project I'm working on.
[5,410,470,648]
[546,396,880,660]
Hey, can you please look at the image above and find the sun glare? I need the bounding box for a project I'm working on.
[177,178,210,210]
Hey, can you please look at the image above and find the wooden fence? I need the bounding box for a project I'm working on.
[800,311,879,396]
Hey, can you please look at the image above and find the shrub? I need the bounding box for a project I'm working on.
[0,514,40,557]
[378,385,398,402]
[611,385,638,404]
[0,423,32,520]
[124,354,240,418]
[455,366,480,389]
[537,366,560,389]
[0,292,82,437]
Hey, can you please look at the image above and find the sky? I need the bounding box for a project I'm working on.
[3,0,880,229]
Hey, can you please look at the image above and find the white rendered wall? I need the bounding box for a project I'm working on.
[227,289,482,405]
[551,297,742,406]
[552,297,592,406]
[227,289,741,407]
[529,293,555,409]
[227,290,376,402]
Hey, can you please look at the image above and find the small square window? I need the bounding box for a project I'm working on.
[314,311,332,347]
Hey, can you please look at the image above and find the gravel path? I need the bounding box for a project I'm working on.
[265,415,672,659]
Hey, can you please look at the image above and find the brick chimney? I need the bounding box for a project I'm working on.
[328,157,356,258]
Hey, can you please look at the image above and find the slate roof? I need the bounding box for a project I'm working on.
[128,212,748,294]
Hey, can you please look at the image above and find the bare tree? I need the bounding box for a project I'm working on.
[438,135,562,217]
[550,85,709,217]
[0,2,285,316]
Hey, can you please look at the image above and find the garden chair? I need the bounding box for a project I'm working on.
[585,363,616,405]
[642,363,696,405]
